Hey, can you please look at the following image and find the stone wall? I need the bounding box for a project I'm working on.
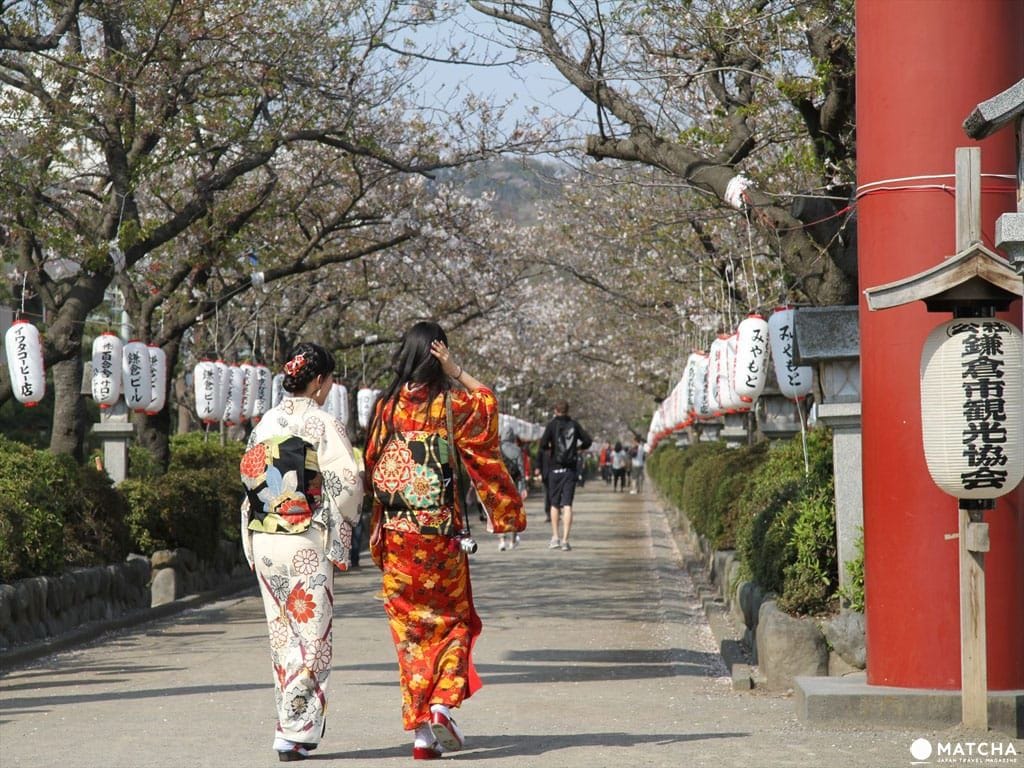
[0,558,151,651]
[664,495,866,691]
[0,543,248,653]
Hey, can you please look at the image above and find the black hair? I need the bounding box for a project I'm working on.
[281,342,335,394]
[366,321,449,450]
[614,441,622,452]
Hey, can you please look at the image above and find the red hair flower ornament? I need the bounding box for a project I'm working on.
[283,354,307,376]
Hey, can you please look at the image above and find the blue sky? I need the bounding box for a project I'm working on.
[401,5,588,133]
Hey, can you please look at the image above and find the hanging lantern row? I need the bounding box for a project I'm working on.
[193,360,273,425]
[646,307,815,452]
[90,334,167,414]
[4,320,46,407]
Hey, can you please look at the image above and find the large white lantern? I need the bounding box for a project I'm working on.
[252,365,272,420]
[144,345,167,415]
[920,318,1024,499]
[717,332,746,412]
[768,307,813,400]
[332,383,349,426]
[735,313,770,402]
[215,360,231,420]
[122,340,152,412]
[193,360,221,423]
[681,352,704,419]
[239,363,258,421]
[223,364,245,425]
[271,372,285,408]
[694,355,714,418]
[90,333,122,408]
[5,320,46,406]
[357,387,377,429]
[706,337,727,415]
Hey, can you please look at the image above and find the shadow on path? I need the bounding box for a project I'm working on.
[315,730,749,761]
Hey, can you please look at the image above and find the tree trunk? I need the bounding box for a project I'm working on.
[136,339,181,470]
[48,355,87,460]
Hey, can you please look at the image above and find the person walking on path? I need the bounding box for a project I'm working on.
[497,420,526,551]
[538,400,592,551]
[239,342,363,762]
[631,439,646,494]
[611,441,630,492]
[363,321,526,760]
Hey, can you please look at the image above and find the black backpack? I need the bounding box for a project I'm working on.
[552,419,578,468]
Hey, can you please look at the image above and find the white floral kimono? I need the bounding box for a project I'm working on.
[241,395,362,748]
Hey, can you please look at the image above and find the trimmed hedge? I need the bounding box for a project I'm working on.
[649,427,837,616]
[0,433,244,581]
[0,436,131,581]
[121,433,245,558]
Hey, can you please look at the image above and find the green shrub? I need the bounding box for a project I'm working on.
[0,436,76,580]
[736,427,833,597]
[127,443,163,479]
[777,481,837,615]
[169,432,244,474]
[839,529,865,612]
[121,467,226,561]
[63,464,133,568]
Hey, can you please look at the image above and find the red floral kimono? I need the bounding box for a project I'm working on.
[364,384,526,730]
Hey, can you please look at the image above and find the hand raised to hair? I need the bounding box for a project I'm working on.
[430,340,461,378]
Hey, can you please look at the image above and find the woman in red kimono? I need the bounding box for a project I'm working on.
[364,321,526,760]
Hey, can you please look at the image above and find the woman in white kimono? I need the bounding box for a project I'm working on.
[240,342,362,762]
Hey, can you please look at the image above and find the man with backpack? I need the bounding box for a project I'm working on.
[538,400,592,551]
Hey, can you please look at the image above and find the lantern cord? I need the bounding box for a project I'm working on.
[19,272,27,317]
[744,217,762,310]
[797,398,810,476]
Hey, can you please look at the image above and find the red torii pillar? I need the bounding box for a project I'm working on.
[857,0,1024,690]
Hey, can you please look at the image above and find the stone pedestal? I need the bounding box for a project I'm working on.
[720,411,750,448]
[92,401,135,485]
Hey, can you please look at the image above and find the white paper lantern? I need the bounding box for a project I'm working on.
[240,363,258,421]
[921,318,1024,499]
[193,360,221,423]
[681,353,703,418]
[271,372,285,408]
[768,307,813,400]
[252,365,272,420]
[4,321,46,406]
[90,333,122,408]
[694,355,714,418]
[223,365,245,425]
[357,387,377,429]
[122,340,152,412]
[322,381,341,419]
[215,361,231,420]
[144,345,167,415]
[735,313,770,402]
[706,338,727,415]
[332,383,349,426]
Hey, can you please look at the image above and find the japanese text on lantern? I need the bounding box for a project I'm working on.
[98,348,114,399]
[127,351,143,395]
[775,322,801,386]
[954,321,1010,490]
[15,329,32,397]
[744,327,766,388]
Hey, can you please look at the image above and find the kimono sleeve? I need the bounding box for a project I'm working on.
[313,413,364,570]
[452,387,526,535]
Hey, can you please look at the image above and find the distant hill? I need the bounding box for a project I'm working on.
[433,157,566,224]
